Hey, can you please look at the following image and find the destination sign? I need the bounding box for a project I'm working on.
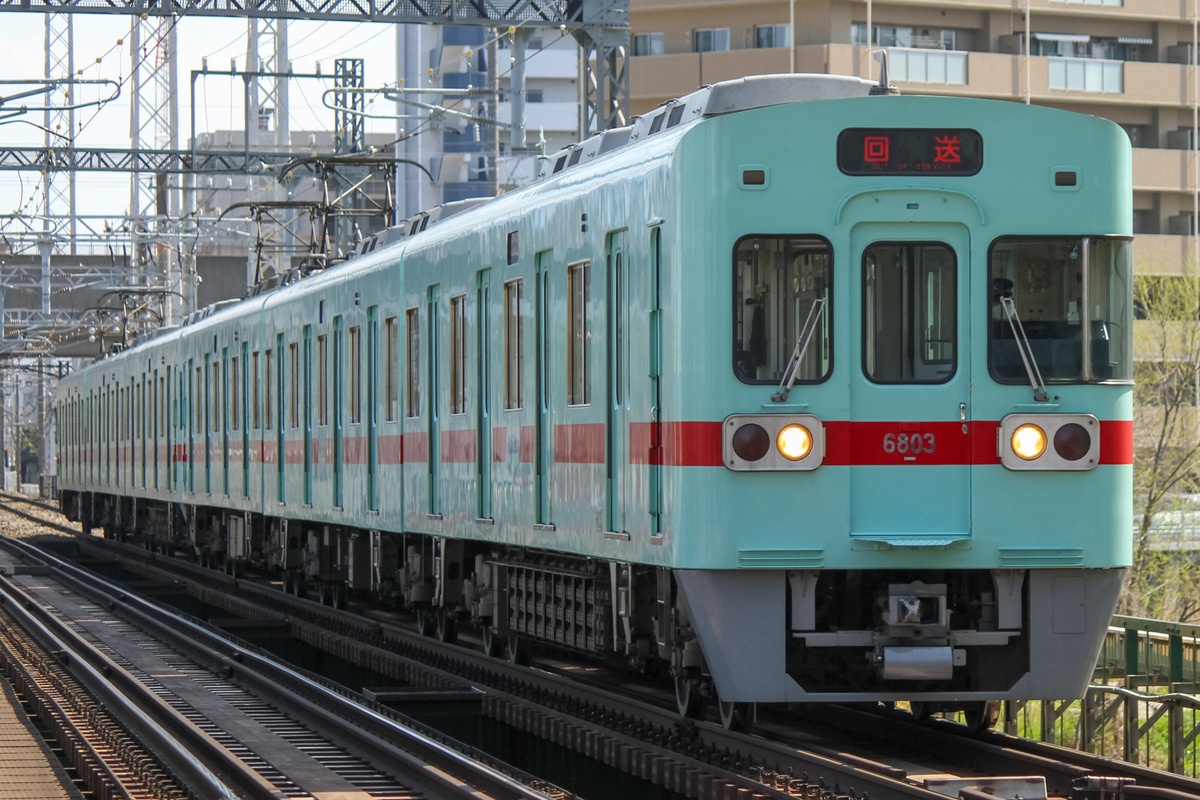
[837,128,983,176]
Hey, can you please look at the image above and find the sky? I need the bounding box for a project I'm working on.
[0,13,407,245]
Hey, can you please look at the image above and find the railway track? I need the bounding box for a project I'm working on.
[0,519,570,800]
[4,493,1200,800]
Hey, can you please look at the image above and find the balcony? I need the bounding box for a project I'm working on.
[1047,57,1123,92]
[887,48,967,84]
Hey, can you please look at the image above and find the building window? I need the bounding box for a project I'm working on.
[1052,0,1122,7]
[385,317,398,421]
[634,32,665,56]
[1048,57,1123,92]
[526,89,544,103]
[755,24,790,49]
[853,25,955,50]
[406,309,420,418]
[1032,32,1090,57]
[693,28,730,53]
[504,279,524,410]
[568,261,590,405]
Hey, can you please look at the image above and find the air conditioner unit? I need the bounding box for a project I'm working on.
[1167,129,1193,150]
[1168,213,1195,236]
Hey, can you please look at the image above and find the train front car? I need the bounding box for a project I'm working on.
[667,76,1132,719]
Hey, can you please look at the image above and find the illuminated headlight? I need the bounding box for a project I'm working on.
[1011,424,1047,461]
[777,424,813,461]
[723,414,824,472]
[1000,414,1100,471]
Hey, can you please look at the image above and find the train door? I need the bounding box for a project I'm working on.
[605,231,631,536]
[222,348,230,496]
[535,253,552,525]
[333,317,344,509]
[367,308,378,512]
[304,326,313,506]
[241,344,250,498]
[427,286,440,516]
[849,224,972,541]
[476,269,492,520]
[648,227,663,536]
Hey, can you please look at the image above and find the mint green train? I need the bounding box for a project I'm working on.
[55,73,1133,730]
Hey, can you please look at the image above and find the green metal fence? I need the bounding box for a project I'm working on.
[990,615,1200,775]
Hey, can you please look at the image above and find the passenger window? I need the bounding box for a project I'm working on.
[349,326,361,423]
[289,342,300,428]
[568,261,590,405]
[231,357,240,431]
[264,349,273,429]
[988,237,1131,383]
[406,309,420,418]
[318,335,328,426]
[733,236,832,384]
[252,351,261,429]
[385,317,398,421]
[863,242,956,384]
[504,280,524,410]
[450,295,467,414]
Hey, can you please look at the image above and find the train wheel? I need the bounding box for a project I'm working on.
[962,701,1000,733]
[718,699,754,733]
[481,626,504,658]
[675,677,707,720]
[437,609,458,644]
[416,608,437,637]
[505,635,531,666]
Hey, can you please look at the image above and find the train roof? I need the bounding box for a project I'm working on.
[93,72,885,362]
[535,73,878,181]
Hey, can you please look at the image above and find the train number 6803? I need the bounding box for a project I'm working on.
[882,432,936,454]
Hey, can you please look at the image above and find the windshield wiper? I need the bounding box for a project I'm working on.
[999,295,1049,403]
[772,298,827,403]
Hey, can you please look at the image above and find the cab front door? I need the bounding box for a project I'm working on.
[848,224,972,543]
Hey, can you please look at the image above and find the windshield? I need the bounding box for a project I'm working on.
[733,235,832,384]
[988,237,1132,383]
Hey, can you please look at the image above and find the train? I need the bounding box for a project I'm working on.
[54,70,1133,731]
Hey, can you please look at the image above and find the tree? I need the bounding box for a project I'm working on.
[1124,274,1200,620]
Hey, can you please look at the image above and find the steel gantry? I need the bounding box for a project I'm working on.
[0,0,630,137]
[0,0,628,368]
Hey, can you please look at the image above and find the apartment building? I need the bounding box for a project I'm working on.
[630,0,1200,273]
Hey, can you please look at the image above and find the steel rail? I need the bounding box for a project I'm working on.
[0,533,561,800]
[69,536,959,800]
[0,613,143,800]
[0,572,261,799]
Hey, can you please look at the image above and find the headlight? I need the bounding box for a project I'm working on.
[1000,414,1100,471]
[777,424,813,461]
[723,414,824,471]
[1011,424,1047,461]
